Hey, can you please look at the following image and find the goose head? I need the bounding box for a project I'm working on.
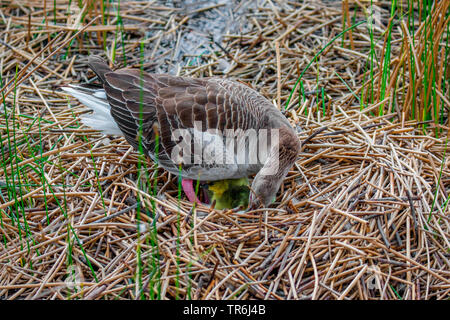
[248,126,300,210]
[248,173,281,209]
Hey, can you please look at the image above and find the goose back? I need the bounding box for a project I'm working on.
[88,56,291,180]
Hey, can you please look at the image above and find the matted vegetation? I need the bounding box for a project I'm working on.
[0,0,449,300]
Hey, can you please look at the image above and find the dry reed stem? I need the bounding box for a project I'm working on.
[0,0,448,300]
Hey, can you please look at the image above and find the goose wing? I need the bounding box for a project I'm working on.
[89,56,269,177]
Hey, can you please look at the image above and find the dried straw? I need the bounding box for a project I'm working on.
[0,0,448,300]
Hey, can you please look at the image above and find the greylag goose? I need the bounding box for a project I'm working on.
[63,56,300,209]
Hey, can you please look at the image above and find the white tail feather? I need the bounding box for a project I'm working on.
[62,85,123,136]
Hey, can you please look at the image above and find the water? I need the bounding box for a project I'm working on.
[145,0,261,75]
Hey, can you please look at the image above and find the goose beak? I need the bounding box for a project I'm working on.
[246,196,261,212]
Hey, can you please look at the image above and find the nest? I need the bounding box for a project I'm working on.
[0,0,449,300]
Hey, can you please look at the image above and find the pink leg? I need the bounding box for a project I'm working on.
[181,179,201,204]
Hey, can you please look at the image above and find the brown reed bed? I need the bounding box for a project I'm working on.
[0,1,449,300]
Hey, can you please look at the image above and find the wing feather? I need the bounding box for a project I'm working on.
[86,56,275,177]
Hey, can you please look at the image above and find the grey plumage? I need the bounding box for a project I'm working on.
[63,56,301,208]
